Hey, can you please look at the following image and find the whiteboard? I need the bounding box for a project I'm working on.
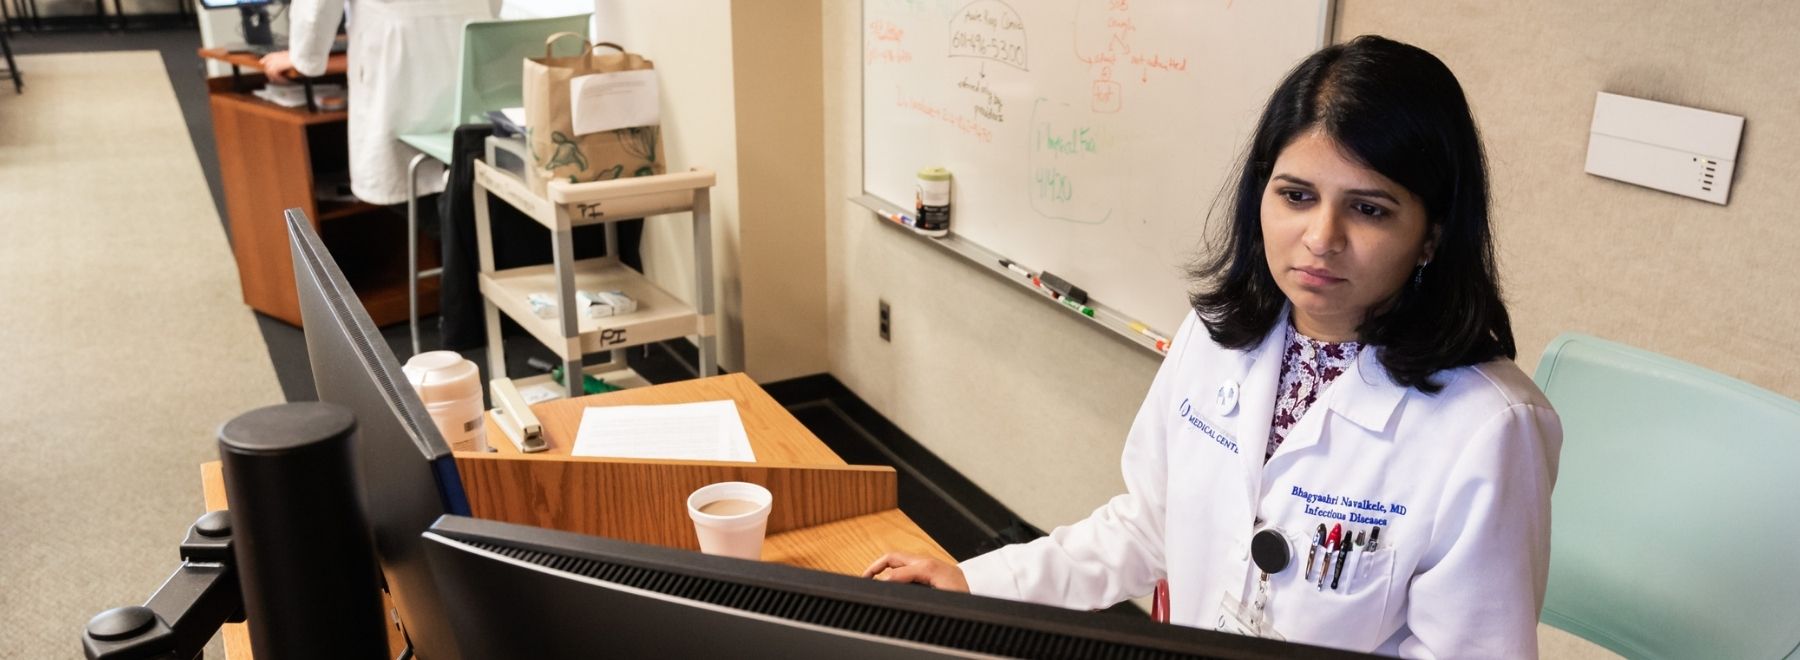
[863,0,1331,335]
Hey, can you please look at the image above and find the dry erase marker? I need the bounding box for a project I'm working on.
[1059,297,1095,317]
[1128,321,1171,352]
[998,259,1033,279]
[884,211,918,228]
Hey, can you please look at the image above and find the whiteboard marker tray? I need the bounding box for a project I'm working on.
[479,258,706,357]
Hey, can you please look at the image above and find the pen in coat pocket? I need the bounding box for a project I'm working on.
[1305,523,1326,579]
[1343,530,1367,591]
[1331,532,1352,591]
[1318,524,1341,590]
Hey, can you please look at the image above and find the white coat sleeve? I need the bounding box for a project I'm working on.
[1396,403,1562,660]
[287,0,346,78]
[957,311,1200,610]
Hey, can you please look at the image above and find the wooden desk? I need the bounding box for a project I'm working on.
[198,47,435,327]
[201,374,949,659]
[482,372,843,464]
[197,48,349,76]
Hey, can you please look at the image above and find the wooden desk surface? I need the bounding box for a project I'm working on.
[202,375,950,658]
[197,47,349,75]
[482,372,845,465]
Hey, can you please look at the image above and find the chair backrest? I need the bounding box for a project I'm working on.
[453,14,594,126]
[1534,333,1800,660]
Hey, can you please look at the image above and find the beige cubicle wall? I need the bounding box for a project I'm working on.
[1336,0,1799,400]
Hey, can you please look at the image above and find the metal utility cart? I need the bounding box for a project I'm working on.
[472,156,718,398]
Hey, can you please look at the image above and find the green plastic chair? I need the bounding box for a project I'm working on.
[399,13,592,355]
[1533,333,1800,659]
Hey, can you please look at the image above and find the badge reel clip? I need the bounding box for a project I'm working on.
[1216,526,1290,641]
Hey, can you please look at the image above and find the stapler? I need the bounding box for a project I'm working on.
[489,378,547,453]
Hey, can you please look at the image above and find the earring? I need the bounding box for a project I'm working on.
[1412,263,1425,289]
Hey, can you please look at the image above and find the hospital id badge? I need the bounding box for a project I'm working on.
[1215,586,1285,641]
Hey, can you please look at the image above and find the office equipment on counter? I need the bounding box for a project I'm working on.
[860,0,1333,339]
[489,378,547,453]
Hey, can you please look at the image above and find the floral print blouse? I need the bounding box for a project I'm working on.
[1266,322,1362,461]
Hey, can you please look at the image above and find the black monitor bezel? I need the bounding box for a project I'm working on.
[424,515,1376,659]
[287,209,471,660]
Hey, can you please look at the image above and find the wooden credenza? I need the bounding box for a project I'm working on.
[200,48,437,327]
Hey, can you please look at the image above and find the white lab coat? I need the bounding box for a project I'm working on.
[961,309,1562,658]
[288,0,492,205]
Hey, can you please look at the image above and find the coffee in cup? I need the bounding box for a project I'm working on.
[686,482,773,560]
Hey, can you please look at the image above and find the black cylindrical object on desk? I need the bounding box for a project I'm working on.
[218,402,388,660]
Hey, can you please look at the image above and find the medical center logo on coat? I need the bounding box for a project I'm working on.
[1177,398,1238,453]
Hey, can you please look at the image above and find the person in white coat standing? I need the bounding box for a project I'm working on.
[865,35,1563,658]
[260,0,492,205]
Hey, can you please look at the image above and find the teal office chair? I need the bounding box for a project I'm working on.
[1533,333,1800,659]
[398,13,592,355]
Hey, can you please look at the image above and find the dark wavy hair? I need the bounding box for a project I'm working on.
[1189,35,1514,394]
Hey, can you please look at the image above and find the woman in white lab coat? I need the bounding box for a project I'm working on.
[261,0,491,205]
[865,35,1563,658]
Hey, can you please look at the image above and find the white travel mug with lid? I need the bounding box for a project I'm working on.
[401,351,489,452]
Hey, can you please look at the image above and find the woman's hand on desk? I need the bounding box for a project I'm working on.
[863,552,969,592]
[259,51,296,81]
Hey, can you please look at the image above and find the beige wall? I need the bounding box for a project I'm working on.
[594,0,748,373]
[823,0,1800,533]
[594,0,828,380]
[733,2,829,381]
[1338,0,1800,397]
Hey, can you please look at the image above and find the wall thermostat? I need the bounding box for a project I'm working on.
[1584,92,1744,205]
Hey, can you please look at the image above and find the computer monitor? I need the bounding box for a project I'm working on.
[287,210,469,660]
[422,515,1373,659]
[198,0,279,51]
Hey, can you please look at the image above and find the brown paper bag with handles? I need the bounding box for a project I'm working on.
[522,34,665,195]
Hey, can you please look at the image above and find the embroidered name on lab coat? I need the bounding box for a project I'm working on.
[1177,398,1238,454]
[1290,485,1408,526]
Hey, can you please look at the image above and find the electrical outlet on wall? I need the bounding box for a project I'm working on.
[879,300,891,342]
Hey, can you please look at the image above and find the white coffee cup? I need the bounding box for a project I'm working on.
[686,482,773,560]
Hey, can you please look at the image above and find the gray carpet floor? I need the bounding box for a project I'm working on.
[0,50,282,659]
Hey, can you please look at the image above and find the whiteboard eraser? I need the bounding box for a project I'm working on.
[1584,92,1744,205]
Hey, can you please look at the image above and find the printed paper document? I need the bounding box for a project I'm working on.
[572,400,755,462]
